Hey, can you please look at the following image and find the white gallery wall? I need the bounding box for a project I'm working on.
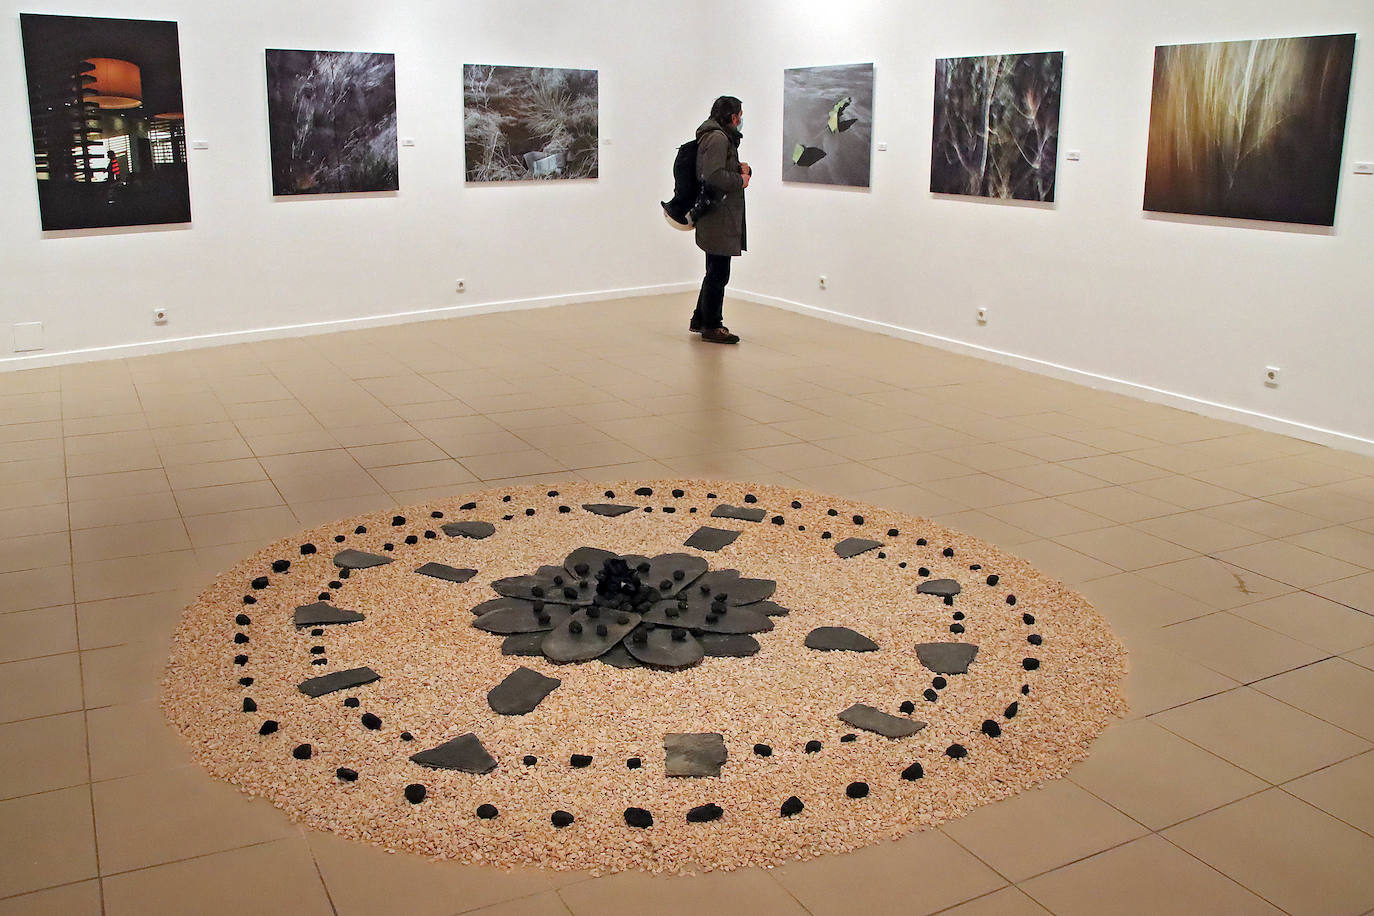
[2,1,1373,452]
[725,0,1374,450]
[0,0,705,361]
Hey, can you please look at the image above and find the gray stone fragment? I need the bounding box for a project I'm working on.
[839,703,927,738]
[410,733,497,773]
[491,567,592,605]
[917,579,963,598]
[501,632,547,656]
[642,553,710,597]
[693,569,776,605]
[805,627,879,652]
[441,521,496,539]
[625,627,704,669]
[582,503,638,517]
[916,642,980,674]
[751,600,790,617]
[293,602,365,627]
[641,600,774,635]
[664,732,728,777]
[834,537,883,559]
[563,547,618,578]
[487,667,562,715]
[297,666,381,698]
[711,504,767,523]
[474,602,572,634]
[415,562,477,583]
[597,644,646,668]
[333,549,394,569]
[698,633,760,657]
[541,610,639,663]
[684,526,742,552]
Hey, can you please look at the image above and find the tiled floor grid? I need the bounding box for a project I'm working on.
[2,295,1373,916]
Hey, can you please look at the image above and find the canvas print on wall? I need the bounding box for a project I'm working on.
[20,13,190,231]
[265,50,398,195]
[931,51,1063,202]
[1143,34,1355,226]
[463,65,598,181]
[781,63,875,187]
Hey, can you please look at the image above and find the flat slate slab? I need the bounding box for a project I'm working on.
[839,703,927,738]
[474,602,572,634]
[835,537,883,558]
[710,504,767,523]
[684,526,743,552]
[664,732,728,777]
[698,633,761,657]
[597,644,646,669]
[297,666,381,698]
[625,626,705,668]
[805,626,879,652]
[916,642,980,674]
[487,667,561,715]
[693,569,776,605]
[917,578,963,598]
[582,503,637,517]
[501,632,547,656]
[415,562,478,583]
[293,602,365,628]
[333,549,394,570]
[441,521,496,539]
[410,733,497,774]
[541,610,639,663]
[563,547,619,577]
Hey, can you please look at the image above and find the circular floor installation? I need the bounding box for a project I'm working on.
[163,480,1128,873]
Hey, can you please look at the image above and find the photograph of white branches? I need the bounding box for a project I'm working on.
[463,64,598,182]
[265,49,398,196]
[930,51,1062,202]
[1143,34,1355,226]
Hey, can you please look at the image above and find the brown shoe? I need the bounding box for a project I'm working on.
[700,327,740,344]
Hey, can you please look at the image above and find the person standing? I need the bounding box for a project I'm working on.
[690,96,750,344]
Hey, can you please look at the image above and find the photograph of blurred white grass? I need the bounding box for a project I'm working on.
[266,49,398,195]
[463,64,598,182]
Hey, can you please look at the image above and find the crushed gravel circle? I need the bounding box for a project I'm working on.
[163,479,1128,874]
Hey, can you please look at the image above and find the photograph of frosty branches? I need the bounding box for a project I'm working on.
[1143,34,1355,226]
[931,51,1062,202]
[265,49,398,196]
[463,65,598,182]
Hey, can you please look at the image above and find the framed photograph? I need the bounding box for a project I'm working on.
[463,65,599,182]
[781,63,875,187]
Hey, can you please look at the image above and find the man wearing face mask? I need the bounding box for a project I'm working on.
[690,96,750,344]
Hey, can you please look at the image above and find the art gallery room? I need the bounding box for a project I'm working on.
[4,0,1374,912]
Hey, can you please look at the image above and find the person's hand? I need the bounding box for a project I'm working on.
[740,161,752,175]
[741,171,751,188]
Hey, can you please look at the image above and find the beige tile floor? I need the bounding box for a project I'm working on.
[2,293,1374,915]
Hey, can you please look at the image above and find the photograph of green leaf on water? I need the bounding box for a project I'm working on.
[1142,33,1355,226]
[930,51,1062,202]
[463,64,598,182]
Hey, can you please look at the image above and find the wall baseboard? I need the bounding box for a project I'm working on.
[0,282,697,371]
[731,288,1374,458]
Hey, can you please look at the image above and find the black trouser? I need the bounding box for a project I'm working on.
[692,253,732,330]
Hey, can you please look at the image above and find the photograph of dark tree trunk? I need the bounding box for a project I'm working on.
[931,51,1062,202]
[265,50,398,196]
[1143,34,1355,226]
[463,65,598,182]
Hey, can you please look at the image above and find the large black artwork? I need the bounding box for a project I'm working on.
[265,50,399,196]
[20,14,191,231]
[1143,34,1355,226]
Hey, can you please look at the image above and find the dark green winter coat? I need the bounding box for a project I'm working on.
[694,119,747,257]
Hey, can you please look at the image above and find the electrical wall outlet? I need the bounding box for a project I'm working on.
[1065,150,1082,161]
[152,308,168,324]
[456,279,466,293]
[818,275,827,290]
[1264,366,1281,387]
[976,307,988,324]
[1354,162,1374,175]
[12,322,43,352]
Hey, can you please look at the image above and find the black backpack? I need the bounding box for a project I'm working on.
[661,139,717,227]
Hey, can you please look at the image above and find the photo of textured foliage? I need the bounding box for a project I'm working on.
[781,63,874,187]
[463,65,598,182]
[20,13,191,230]
[931,51,1062,202]
[1143,34,1355,226]
[265,50,398,196]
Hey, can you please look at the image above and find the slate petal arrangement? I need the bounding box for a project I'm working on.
[163,478,1128,877]
[470,547,783,669]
